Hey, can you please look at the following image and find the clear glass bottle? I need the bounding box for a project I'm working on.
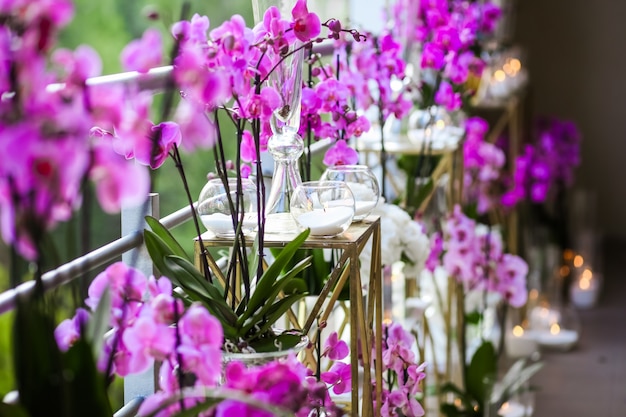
[251,0,306,234]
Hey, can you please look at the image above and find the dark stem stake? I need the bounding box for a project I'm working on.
[171,144,213,283]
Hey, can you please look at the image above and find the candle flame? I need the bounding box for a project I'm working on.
[529,289,539,300]
[580,278,591,290]
[582,268,593,280]
[563,249,574,261]
[500,402,510,412]
[513,325,524,337]
[550,323,561,335]
[560,265,570,277]
[573,255,584,268]
[494,70,506,82]
[510,58,522,71]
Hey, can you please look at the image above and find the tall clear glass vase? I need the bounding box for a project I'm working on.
[252,0,305,234]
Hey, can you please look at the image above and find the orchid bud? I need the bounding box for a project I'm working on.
[345,110,357,122]
[142,5,159,20]
[327,19,342,33]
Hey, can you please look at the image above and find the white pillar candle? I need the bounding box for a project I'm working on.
[570,269,599,309]
[535,323,578,350]
[498,400,532,417]
[295,206,354,237]
[528,306,560,331]
[505,325,538,358]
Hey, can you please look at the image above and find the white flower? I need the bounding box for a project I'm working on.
[359,202,430,281]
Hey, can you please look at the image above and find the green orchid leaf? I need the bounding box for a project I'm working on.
[282,277,309,295]
[310,248,331,294]
[413,176,434,209]
[491,360,543,405]
[144,229,179,278]
[62,338,113,417]
[245,229,310,317]
[13,299,66,417]
[440,403,463,417]
[164,256,237,328]
[465,311,482,325]
[248,232,260,283]
[466,341,497,406]
[164,254,224,300]
[250,332,305,353]
[440,382,475,411]
[86,287,111,360]
[145,215,190,261]
[254,293,307,337]
[238,255,311,327]
[239,272,306,335]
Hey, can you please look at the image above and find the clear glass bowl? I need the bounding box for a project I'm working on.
[319,165,380,222]
[197,178,258,238]
[290,181,355,238]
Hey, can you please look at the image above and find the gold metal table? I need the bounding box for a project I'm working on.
[193,216,384,416]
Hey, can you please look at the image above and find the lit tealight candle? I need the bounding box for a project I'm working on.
[573,254,584,268]
[505,325,538,358]
[498,400,531,417]
[570,268,599,309]
[529,306,560,331]
[536,322,579,350]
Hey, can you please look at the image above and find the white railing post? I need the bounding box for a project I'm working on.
[122,193,160,404]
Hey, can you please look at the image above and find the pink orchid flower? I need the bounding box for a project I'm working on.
[291,0,321,42]
[121,28,162,73]
[323,140,359,167]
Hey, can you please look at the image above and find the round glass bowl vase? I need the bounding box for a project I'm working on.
[197,178,258,238]
[319,165,380,222]
[290,181,355,238]
[406,106,464,151]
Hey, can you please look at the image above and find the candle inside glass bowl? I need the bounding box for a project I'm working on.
[535,323,579,351]
[570,268,600,309]
[320,165,379,222]
[290,181,355,238]
[197,178,258,238]
[505,325,538,358]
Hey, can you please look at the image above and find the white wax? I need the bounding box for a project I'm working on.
[505,332,538,358]
[570,279,599,309]
[498,401,532,417]
[354,200,377,217]
[200,213,256,236]
[535,329,579,350]
[528,306,560,331]
[295,206,354,237]
[570,286,598,309]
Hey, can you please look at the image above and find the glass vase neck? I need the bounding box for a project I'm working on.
[264,130,304,234]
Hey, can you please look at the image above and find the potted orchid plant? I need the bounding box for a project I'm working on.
[419,204,530,416]
[127,0,366,354]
